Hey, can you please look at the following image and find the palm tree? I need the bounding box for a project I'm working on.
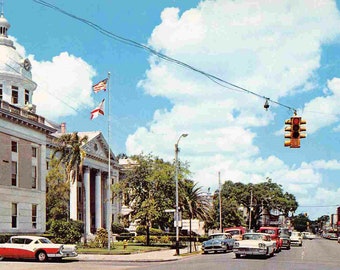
[52,132,88,183]
[181,180,211,252]
[52,132,88,241]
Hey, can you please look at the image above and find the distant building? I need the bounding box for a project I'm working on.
[0,11,120,236]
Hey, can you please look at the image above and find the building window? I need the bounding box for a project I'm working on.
[32,147,37,158]
[32,204,37,229]
[11,86,18,104]
[12,203,17,228]
[46,161,49,170]
[11,141,17,152]
[0,84,2,99]
[25,89,29,104]
[11,161,17,186]
[32,166,37,189]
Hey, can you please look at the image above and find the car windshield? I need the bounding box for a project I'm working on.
[261,229,275,234]
[225,230,240,235]
[209,234,224,239]
[243,234,263,240]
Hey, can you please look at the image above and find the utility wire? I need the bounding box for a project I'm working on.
[32,0,297,114]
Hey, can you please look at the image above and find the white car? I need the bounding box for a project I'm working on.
[233,233,276,258]
[290,231,303,246]
[0,235,77,262]
[302,232,316,240]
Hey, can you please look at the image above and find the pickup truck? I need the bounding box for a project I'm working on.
[258,226,283,252]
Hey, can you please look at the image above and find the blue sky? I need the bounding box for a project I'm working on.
[5,0,340,220]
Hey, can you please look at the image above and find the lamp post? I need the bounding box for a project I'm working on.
[175,133,188,256]
[249,186,253,230]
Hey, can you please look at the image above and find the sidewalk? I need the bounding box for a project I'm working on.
[77,248,196,262]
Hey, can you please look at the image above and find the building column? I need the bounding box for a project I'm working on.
[84,167,91,236]
[105,173,112,231]
[95,170,102,230]
[69,172,77,221]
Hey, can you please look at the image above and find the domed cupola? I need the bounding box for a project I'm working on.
[0,11,37,111]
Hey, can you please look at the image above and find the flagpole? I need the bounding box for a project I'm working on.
[107,71,112,250]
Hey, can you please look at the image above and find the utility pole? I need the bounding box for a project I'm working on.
[249,186,253,230]
[219,172,222,232]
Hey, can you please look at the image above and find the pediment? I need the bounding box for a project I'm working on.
[82,134,108,160]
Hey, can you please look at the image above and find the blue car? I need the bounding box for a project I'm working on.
[202,233,235,254]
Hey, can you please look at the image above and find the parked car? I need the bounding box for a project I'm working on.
[338,236,340,243]
[259,226,282,252]
[326,233,338,240]
[0,235,77,262]
[224,226,247,241]
[302,232,316,240]
[290,231,303,246]
[233,233,275,258]
[279,232,291,250]
[202,233,235,254]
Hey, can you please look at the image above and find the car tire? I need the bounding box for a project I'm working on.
[235,254,241,259]
[36,251,48,262]
[0,256,4,261]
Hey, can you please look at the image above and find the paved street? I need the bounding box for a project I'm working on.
[1,238,339,270]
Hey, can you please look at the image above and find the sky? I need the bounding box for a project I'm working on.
[4,0,340,220]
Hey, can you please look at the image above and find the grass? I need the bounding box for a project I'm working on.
[78,242,171,255]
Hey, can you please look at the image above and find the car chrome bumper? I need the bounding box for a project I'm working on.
[233,248,267,255]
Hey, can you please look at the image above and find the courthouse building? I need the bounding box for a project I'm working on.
[0,11,120,236]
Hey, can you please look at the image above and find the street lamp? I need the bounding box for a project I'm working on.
[175,133,188,256]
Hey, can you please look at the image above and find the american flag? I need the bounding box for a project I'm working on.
[92,78,108,93]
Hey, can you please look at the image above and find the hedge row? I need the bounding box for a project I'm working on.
[116,234,208,243]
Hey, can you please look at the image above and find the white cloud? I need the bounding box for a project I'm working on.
[30,52,96,120]
[302,78,340,134]
[127,0,340,220]
[13,39,97,121]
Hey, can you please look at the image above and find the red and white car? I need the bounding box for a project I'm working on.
[0,235,77,262]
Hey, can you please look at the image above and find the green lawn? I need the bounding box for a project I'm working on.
[78,242,171,255]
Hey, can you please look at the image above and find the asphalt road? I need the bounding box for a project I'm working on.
[1,237,339,270]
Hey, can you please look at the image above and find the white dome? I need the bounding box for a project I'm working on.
[0,12,37,107]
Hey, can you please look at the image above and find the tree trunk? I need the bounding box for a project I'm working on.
[146,224,150,246]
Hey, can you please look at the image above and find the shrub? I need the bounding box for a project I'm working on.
[133,235,160,244]
[134,235,146,244]
[94,228,108,248]
[158,235,171,244]
[136,226,163,236]
[112,222,128,234]
[116,233,136,241]
[49,219,83,244]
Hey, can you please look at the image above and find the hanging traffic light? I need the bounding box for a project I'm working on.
[284,118,292,147]
[284,116,307,148]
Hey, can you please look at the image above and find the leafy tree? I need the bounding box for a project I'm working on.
[118,153,191,245]
[46,159,68,218]
[46,158,69,226]
[292,213,309,232]
[207,179,298,231]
